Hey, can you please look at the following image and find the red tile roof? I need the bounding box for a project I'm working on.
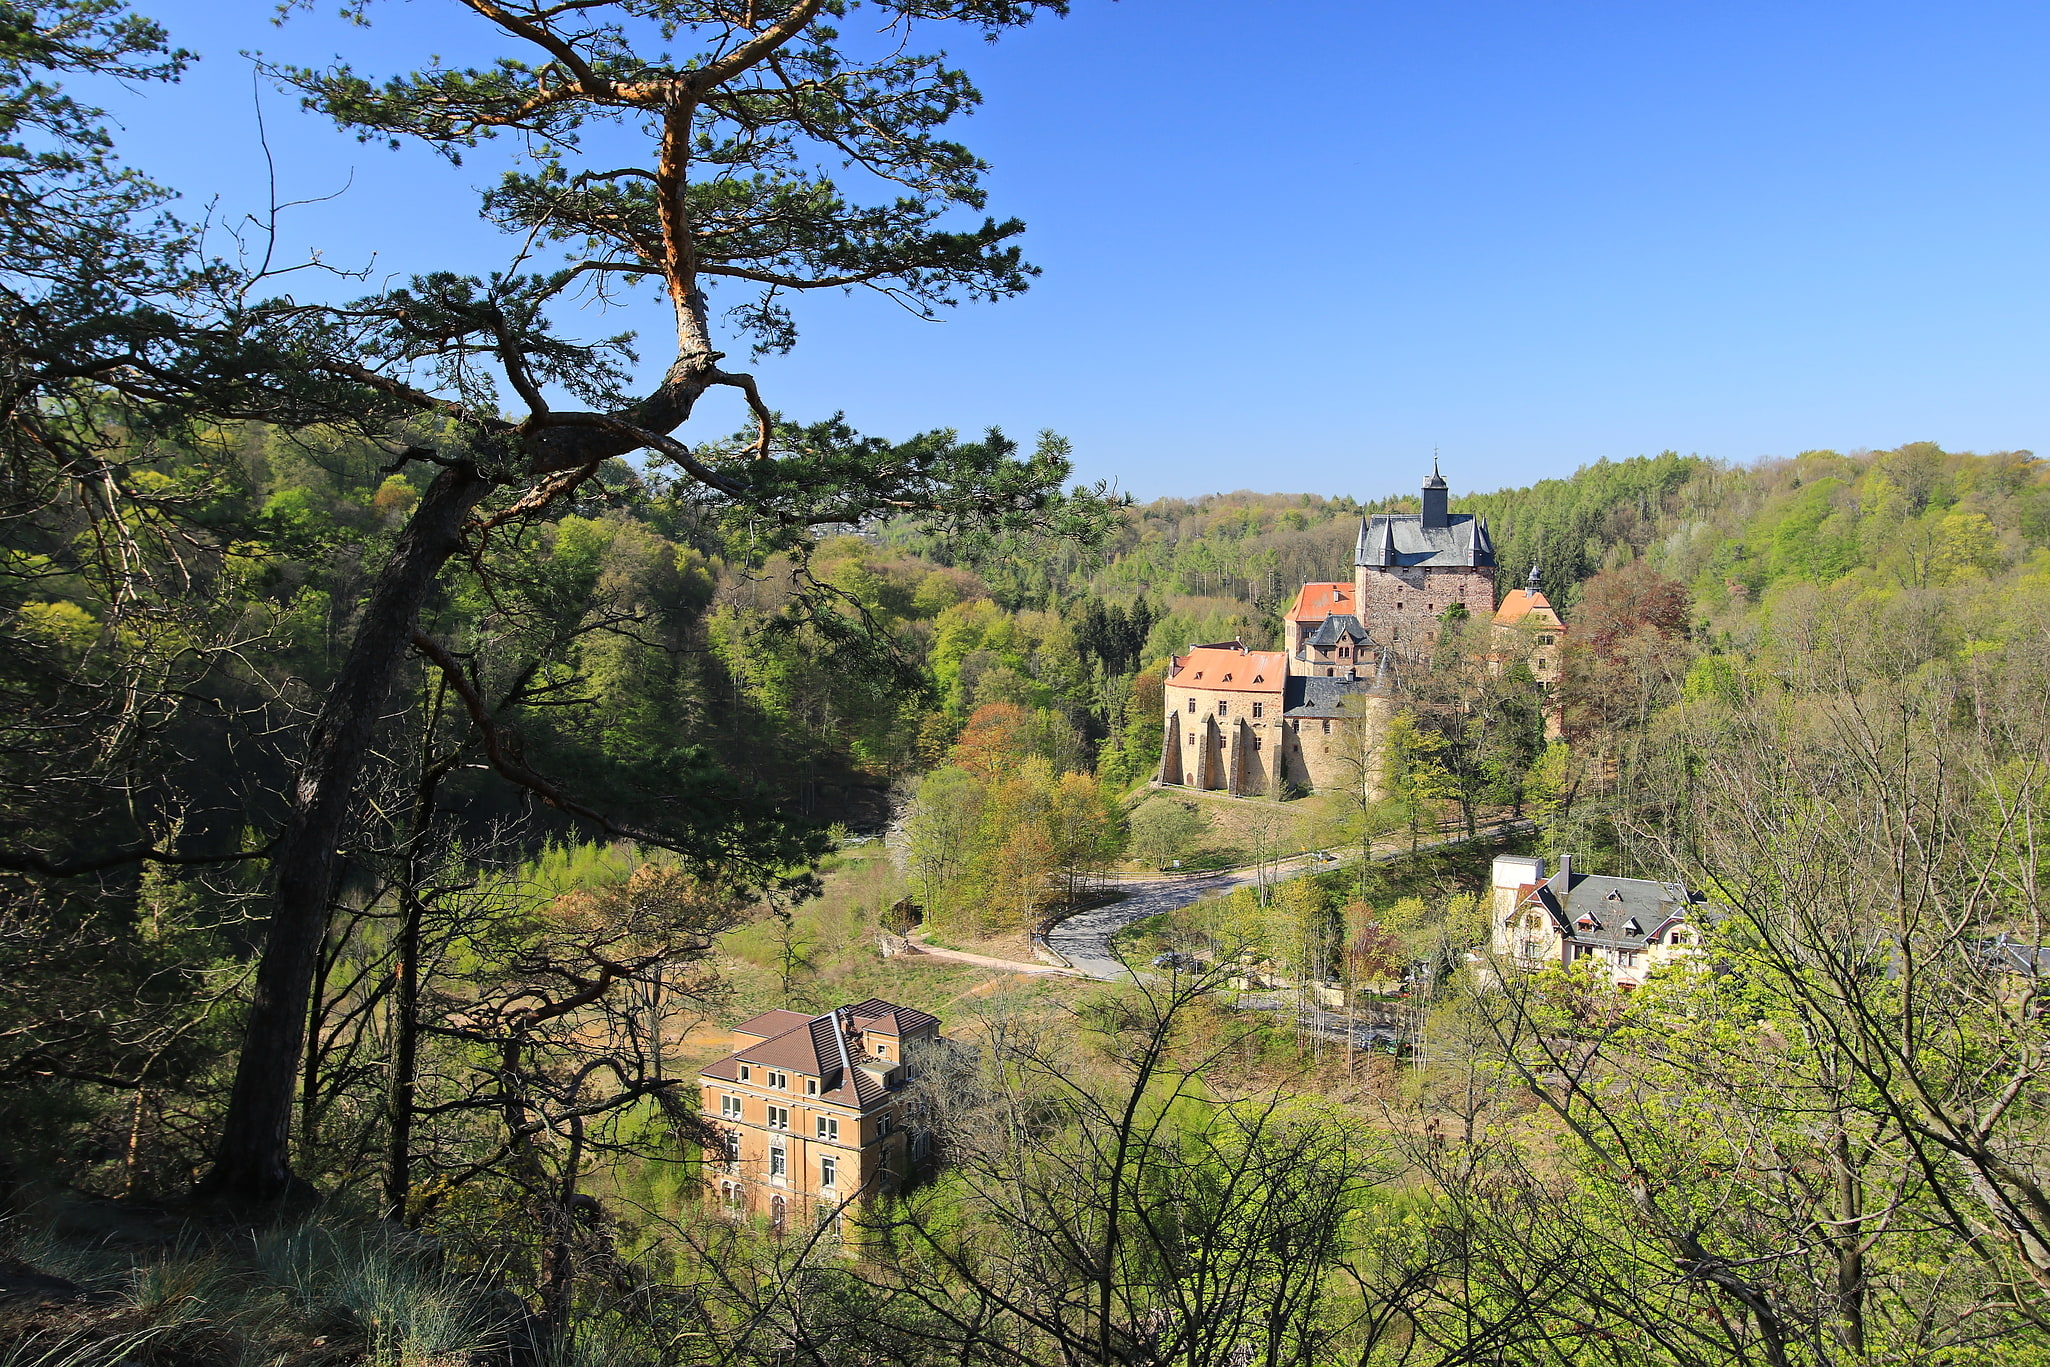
[1287,582,1354,622]
[1492,588,1563,628]
[1168,646,1285,694]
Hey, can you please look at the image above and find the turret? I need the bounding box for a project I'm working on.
[1421,459,1449,530]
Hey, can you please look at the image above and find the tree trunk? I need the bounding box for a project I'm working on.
[195,463,492,1204]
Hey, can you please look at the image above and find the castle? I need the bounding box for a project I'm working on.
[1158,465,1563,799]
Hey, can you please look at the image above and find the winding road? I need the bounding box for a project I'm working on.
[1045,824,1530,981]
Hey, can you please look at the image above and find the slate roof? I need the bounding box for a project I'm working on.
[1526,870,1711,950]
[1281,671,1387,718]
[1354,512,1495,569]
[1304,613,1374,649]
[1977,935,2048,976]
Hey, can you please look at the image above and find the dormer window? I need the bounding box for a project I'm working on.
[1576,914,1599,931]
[1193,671,1203,679]
[1622,918,1643,936]
[1222,673,1234,681]
[739,1065,752,1082]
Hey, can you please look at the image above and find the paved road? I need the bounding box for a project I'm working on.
[1046,824,1531,981]
[1047,855,1330,979]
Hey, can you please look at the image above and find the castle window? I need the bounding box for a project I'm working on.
[1321,720,1331,735]
[1537,634,1555,645]
[1252,702,1264,718]
[1187,699,1196,713]
[1217,701,1229,717]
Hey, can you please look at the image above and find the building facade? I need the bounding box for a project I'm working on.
[1489,854,1709,990]
[1162,462,1556,799]
[698,998,942,1232]
[1490,568,1568,688]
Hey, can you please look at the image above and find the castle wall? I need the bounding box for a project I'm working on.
[1161,682,1284,798]
[1280,697,1395,798]
[1352,564,1495,652]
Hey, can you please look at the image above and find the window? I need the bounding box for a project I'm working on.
[876,1111,894,1137]
[1519,939,1542,960]
[770,1194,786,1231]
[720,1094,742,1119]
[820,1155,838,1189]
[816,1115,839,1142]
[1186,698,1195,713]
[766,1070,787,1089]
[805,1078,818,1096]
[721,1181,743,1210]
[874,1041,889,1056]
[739,1065,752,1082]
[769,1143,787,1178]
[1537,633,1555,645]
[1338,646,1350,658]
[1321,720,1331,735]
[1251,701,1264,719]
[1217,700,1228,717]
[1618,950,1640,968]
[767,1105,790,1131]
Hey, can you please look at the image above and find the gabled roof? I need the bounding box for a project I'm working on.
[1355,512,1495,569]
[1281,669,1390,717]
[1524,869,1711,951]
[847,999,940,1038]
[1304,613,1374,649]
[1169,645,1286,693]
[1287,582,1354,622]
[699,999,941,1109]
[1492,588,1564,628]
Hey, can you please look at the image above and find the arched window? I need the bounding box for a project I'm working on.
[770,1194,787,1233]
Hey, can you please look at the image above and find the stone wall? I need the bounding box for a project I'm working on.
[1351,564,1495,652]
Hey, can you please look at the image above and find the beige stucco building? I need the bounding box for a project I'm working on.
[698,999,941,1233]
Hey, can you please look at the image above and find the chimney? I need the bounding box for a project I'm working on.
[1556,852,1573,888]
[1421,461,1450,531]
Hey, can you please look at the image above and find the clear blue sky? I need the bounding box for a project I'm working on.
[88,0,2050,500]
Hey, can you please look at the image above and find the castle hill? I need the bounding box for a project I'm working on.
[0,2,2043,1364]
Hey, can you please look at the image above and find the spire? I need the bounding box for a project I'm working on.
[1528,562,1542,589]
[1421,459,1449,528]
[1353,516,1371,566]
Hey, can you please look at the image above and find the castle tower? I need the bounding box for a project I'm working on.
[1353,463,1496,652]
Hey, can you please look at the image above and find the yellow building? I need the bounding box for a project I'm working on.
[698,999,942,1232]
